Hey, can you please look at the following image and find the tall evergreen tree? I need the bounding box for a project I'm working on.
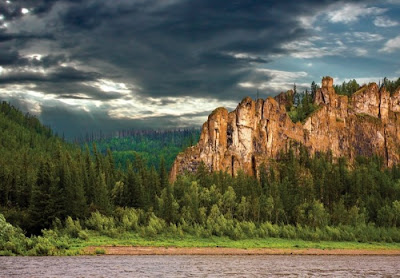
[29,160,56,234]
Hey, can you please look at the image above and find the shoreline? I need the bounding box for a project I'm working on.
[84,246,400,256]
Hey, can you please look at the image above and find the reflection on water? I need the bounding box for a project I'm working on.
[1,255,399,277]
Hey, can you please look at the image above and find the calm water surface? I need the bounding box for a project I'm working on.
[1,255,399,277]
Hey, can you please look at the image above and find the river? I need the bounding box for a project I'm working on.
[1,255,399,277]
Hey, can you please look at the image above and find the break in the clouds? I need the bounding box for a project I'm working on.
[0,0,399,138]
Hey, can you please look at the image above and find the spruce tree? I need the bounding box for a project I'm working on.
[29,159,55,234]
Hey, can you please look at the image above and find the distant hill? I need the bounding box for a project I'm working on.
[82,129,200,171]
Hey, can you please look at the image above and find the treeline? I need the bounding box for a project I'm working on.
[85,129,200,171]
[288,77,400,123]
[334,79,360,96]
[286,82,319,123]
[382,77,400,94]
[334,77,400,96]
[74,128,199,143]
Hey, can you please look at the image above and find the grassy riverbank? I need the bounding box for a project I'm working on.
[3,229,400,256]
[76,232,400,250]
[2,212,400,256]
[67,232,400,255]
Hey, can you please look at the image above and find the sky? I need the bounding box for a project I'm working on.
[0,0,399,139]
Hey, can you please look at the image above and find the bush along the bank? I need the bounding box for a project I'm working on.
[0,213,80,256]
[50,211,400,243]
[2,207,400,256]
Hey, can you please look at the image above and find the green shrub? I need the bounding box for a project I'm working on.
[239,221,257,238]
[296,225,315,241]
[178,218,193,234]
[78,230,89,240]
[30,237,54,256]
[142,213,166,237]
[323,226,341,241]
[39,229,70,254]
[232,223,245,240]
[64,217,82,238]
[280,225,297,239]
[206,205,233,237]
[85,211,115,233]
[338,225,356,241]
[115,207,139,232]
[259,222,280,238]
[0,213,30,255]
[193,223,211,238]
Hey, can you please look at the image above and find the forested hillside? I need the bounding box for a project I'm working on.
[83,129,200,171]
[1,100,400,256]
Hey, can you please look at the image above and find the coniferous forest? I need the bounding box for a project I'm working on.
[84,128,200,172]
[1,96,400,256]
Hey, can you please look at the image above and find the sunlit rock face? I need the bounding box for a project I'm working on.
[170,77,400,181]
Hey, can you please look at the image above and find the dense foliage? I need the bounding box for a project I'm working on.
[83,129,200,171]
[382,77,400,95]
[288,90,319,123]
[1,100,400,256]
[334,77,400,96]
[334,79,360,96]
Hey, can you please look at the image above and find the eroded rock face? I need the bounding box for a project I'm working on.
[170,77,400,181]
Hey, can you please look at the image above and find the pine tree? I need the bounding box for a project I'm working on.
[64,153,87,218]
[93,173,111,214]
[83,145,96,206]
[159,156,168,190]
[29,159,56,234]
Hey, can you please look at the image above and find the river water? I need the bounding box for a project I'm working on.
[1,255,399,277]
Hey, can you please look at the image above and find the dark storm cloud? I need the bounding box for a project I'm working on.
[0,48,19,65]
[0,0,78,20]
[0,66,100,83]
[0,31,54,42]
[0,68,127,101]
[54,87,125,101]
[0,62,126,100]
[47,0,350,100]
[0,1,25,20]
[1,0,364,137]
[58,94,92,100]
[2,0,351,100]
[0,50,66,69]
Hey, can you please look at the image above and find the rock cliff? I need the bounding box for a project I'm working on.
[170,77,400,181]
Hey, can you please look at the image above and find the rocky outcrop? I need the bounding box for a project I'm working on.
[170,77,400,181]
[275,90,294,109]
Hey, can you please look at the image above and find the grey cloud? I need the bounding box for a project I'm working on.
[0,0,77,20]
[1,0,363,137]
[0,66,100,83]
[4,0,349,101]
[0,31,54,42]
[53,0,348,102]
[0,51,67,67]
[0,64,126,101]
[0,49,19,65]
[58,94,92,100]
